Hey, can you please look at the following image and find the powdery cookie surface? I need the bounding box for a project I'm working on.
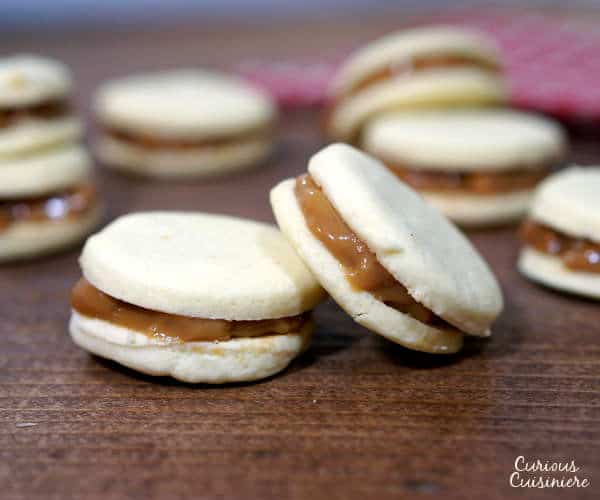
[518,248,600,300]
[423,190,533,227]
[0,144,91,198]
[70,311,312,384]
[328,68,507,141]
[0,116,81,159]
[0,205,103,262]
[306,144,503,336]
[271,179,464,354]
[363,109,566,172]
[0,55,71,108]
[80,212,326,320]
[530,167,600,244]
[94,69,277,139]
[95,133,272,178]
[331,26,502,97]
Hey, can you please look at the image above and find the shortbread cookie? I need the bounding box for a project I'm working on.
[69,212,327,383]
[271,144,503,353]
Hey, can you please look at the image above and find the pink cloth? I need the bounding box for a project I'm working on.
[237,12,600,121]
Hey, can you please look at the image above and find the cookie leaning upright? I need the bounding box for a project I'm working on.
[69,212,326,383]
[519,167,600,299]
[93,69,278,178]
[0,55,102,262]
[325,26,508,142]
[271,144,503,354]
[362,109,567,226]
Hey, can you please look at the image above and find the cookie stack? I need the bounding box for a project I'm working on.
[0,55,102,262]
[325,27,567,226]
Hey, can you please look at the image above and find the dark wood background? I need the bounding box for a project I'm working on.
[1,10,599,500]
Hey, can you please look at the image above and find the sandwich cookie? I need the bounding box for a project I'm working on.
[69,212,326,383]
[325,27,507,142]
[0,145,102,261]
[363,109,567,226]
[0,55,82,159]
[94,69,277,178]
[519,167,600,299]
[271,144,503,354]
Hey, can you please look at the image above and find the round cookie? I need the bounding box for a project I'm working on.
[363,109,566,171]
[332,27,502,97]
[0,145,101,262]
[0,116,82,160]
[93,69,277,178]
[70,212,327,383]
[529,167,600,243]
[326,27,507,141]
[362,109,567,226]
[0,143,91,198]
[518,167,600,299]
[271,143,503,354]
[94,132,272,178]
[519,248,600,300]
[0,55,71,108]
[0,205,103,262]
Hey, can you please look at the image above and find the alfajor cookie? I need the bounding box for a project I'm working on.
[518,167,600,299]
[363,109,567,226]
[0,145,102,261]
[0,55,82,159]
[94,69,277,178]
[325,26,508,142]
[271,144,503,354]
[69,212,326,383]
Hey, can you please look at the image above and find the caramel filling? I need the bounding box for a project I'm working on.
[295,174,456,329]
[520,220,600,273]
[105,124,272,151]
[343,55,500,99]
[71,278,308,343]
[387,164,549,195]
[0,100,69,128]
[0,184,97,232]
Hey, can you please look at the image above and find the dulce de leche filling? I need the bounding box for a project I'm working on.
[295,174,456,330]
[387,164,549,195]
[0,99,69,128]
[105,124,272,151]
[342,54,500,99]
[0,184,97,232]
[520,220,600,273]
[71,278,309,343]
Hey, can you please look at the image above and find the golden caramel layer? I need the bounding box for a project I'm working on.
[295,174,457,329]
[71,279,309,343]
[520,220,600,273]
[0,184,97,232]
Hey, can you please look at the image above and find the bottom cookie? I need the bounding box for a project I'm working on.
[518,247,600,299]
[70,311,313,384]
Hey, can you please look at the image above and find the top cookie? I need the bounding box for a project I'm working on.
[80,212,326,321]
[307,144,503,335]
[94,69,277,140]
[363,109,567,172]
[331,26,502,97]
[0,144,91,198]
[530,167,600,244]
[0,55,72,108]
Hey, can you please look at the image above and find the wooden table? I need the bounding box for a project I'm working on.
[1,12,599,500]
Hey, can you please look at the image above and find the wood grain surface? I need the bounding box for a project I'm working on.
[1,12,599,500]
